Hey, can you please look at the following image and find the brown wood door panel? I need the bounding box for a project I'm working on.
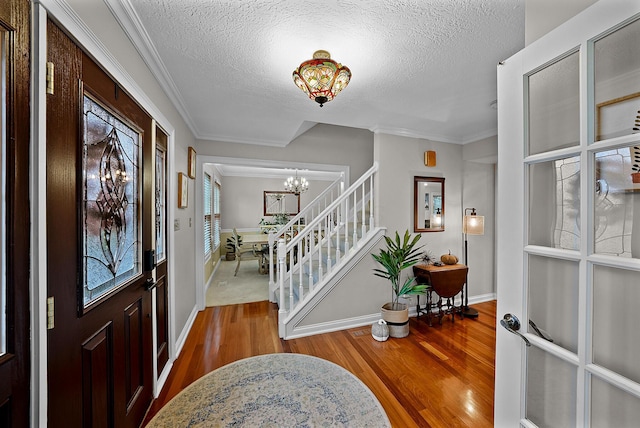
[0,0,31,426]
[82,324,114,428]
[123,298,144,411]
[47,19,154,428]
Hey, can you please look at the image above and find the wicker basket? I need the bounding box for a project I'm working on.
[380,303,409,338]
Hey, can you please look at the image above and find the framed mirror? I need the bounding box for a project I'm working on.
[263,191,300,216]
[414,176,445,232]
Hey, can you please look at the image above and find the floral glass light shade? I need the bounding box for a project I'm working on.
[284,171,309,195]
[292,50,351,107]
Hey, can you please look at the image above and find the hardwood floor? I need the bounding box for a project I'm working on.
[143,300,496,427]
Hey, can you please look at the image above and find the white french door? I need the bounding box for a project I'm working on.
[495,1,640,426]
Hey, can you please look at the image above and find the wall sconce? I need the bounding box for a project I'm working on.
[424,150,436,167]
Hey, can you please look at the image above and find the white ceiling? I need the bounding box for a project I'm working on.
[109,0,525,148]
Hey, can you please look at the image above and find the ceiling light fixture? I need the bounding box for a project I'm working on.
[292,50,351,107]
[284,170,309,195]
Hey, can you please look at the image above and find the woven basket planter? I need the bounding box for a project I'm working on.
[380,303,409,338]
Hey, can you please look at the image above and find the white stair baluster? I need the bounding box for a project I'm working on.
[277,238,286,313]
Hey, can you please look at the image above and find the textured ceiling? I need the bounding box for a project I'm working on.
[111,0,525,146]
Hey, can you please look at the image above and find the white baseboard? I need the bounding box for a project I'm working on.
[469,292,496,305]
[285,313,383,340]
[287,292,498,339]
[173,305,199,362]
[205,260,220,293]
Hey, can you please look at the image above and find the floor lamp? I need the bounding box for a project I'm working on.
[463,208,484,318]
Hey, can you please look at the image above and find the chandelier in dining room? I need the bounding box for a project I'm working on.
[284,170,309,195]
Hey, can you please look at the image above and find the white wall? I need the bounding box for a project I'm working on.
[525,0,598,45]
[220,176,332,230]
[463,161,496,298]
[375,133,464,256]
[374,132,496,301]
[196,124,374,184]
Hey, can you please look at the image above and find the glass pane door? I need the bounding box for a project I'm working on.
[588,16,640,428]
[495,4,640,427]
[524,49,583,426]
[523,12,640,428]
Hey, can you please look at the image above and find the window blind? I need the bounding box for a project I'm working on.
[213,181,221,250]
[204,173,212,257]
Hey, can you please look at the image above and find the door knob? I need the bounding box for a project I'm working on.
[500,313,531,347]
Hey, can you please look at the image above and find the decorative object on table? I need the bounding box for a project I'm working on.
[414,176,445,233]
[372,230,427,338]
[187,146,196,179]
[293,50,351,107]
[259,214,291,233]
[440,250,459,265]
[283,169,309,195]
[462,208,485,318]
[371,319,389,342]
[420,250,436,265]
[177,172,188,208]
[145,354,390,427]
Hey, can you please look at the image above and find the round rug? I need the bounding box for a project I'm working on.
[146,353,390,427]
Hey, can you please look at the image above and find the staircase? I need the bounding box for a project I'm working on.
[267,163,382,339]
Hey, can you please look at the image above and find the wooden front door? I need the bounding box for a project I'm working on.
[0,1,31,426]
[46,20,154,427]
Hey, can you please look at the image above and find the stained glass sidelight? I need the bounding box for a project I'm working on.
[82,94,141,307]
[155,147,166,262]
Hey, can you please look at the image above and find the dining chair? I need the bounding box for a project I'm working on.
[233,228,259,276]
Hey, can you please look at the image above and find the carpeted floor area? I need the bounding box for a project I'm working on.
[206,259,269,307]
[145,353,391,427]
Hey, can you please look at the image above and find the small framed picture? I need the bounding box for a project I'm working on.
[188,146,196,179]
[596,91,640,141]
[178,172,188,208]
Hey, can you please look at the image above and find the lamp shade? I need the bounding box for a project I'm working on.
[293,50,351,107]
[463,214,484,235]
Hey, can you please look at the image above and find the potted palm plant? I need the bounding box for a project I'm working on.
[372,230,428,338]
